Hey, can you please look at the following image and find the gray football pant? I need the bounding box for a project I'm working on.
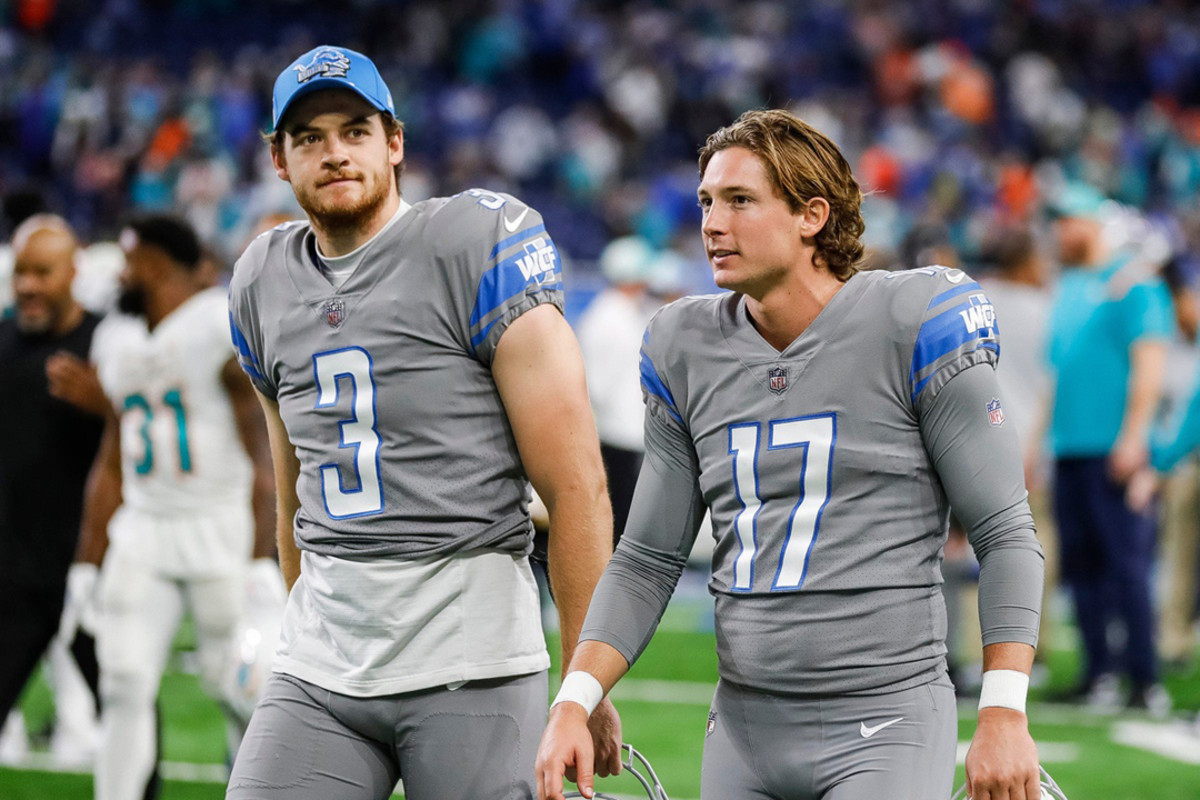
[225,670,547,800]
[701,677,957,800]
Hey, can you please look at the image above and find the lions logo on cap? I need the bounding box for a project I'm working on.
[294,46,352,84]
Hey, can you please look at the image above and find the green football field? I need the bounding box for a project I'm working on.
[2,595,1198,799]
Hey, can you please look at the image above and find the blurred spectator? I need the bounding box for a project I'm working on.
[979,224,1057,666]
[0,215,107,766]
[1137,256,1200,670]
[1046,181,1174,714]
[576,235,658,545]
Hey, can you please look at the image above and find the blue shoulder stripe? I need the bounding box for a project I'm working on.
[468,280,564,348]
[639,347,682,424]
[228,313,266,382]
[470,226,558,328]
[911,298,997,376]
[910,341,998,402]
[927,281,982,309]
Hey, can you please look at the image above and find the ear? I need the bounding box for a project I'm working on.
[271,141,290,182]
[388,126,404,168]
[799,197,830,239]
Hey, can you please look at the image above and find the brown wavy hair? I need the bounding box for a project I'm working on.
[698,109,865,281]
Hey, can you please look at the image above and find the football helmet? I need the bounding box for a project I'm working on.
[565,742,670,800]
[951,765,1068,800]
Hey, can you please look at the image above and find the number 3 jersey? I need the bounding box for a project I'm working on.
[226,193,562,695]
[92,287,253,575]
[580,267,1043,696]
[228,192,562,560]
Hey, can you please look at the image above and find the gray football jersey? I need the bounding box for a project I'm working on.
[228,190,562,558]
[633,266,1027,694]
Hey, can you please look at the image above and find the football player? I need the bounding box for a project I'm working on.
[224,46,620,800]
[79,214,276,800]
[537,109,1045,800]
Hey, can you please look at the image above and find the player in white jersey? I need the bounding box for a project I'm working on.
[537,110,1045,800]
[78,215,276,800]
[224,46,619,800]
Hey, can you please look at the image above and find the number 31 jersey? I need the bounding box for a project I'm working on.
[638,267,1019,695]
[93,287,252,515]
[227,191,563,560]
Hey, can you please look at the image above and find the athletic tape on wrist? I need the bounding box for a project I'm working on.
[977,669,1029,714]
[551,671,604,717]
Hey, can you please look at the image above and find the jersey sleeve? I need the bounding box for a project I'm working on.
[579,316,705,664]
[227,236,277,399]
[1120,278,1175,346]
[906,269,1001,417]
[920,362,1044,649]
[439,189,564,365]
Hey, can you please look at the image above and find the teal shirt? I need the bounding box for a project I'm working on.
[1048,257,1174,457]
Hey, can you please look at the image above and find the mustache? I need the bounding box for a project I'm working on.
[317,171,363,187]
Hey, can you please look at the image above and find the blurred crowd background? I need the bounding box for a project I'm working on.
[1,0,1199,721]
[0,0,1200,274]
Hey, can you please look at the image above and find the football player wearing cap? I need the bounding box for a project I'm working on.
[224,46,621,800]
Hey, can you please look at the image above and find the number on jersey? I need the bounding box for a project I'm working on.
[313,347,384,519]
[123,388,192,475]
[728,413,836,591]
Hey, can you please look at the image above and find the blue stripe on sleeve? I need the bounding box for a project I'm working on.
[228,312,266,382]
[468,280,564,348]
[927,281,982,310]
[470,232,560,328]
[910,299,997,377]
[487,223,546,261]
[910,340,999,402]
[639,348,682,424]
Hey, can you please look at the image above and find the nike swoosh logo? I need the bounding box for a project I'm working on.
[503,206,531,233]
[859,717,904,738]
[945,269,967,283]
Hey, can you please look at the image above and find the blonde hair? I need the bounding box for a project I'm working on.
[699,109,864,280]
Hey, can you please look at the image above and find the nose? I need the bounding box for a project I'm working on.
[321,135,351,169]
[13,270,39,296]
[702,202,727,239]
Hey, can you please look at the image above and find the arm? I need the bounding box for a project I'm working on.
[491,304,623,781]
[256,392,302,589]
[76,410,121,567]
[493,303,613,677]
[921,363,1043,800]
[1110,338,1169,483]
[46,350,110,417]
[222,357,277,561]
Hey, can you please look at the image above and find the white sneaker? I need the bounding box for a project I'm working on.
[1086,673,1122,712]
[0,710,29,765]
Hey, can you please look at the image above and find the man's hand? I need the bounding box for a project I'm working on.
[1108,432,1148,485]
[964,707,1040,800]
[46,351,109,416]
[537,702,597,800]
[1125,467,1160,512]
[587,697,622,779]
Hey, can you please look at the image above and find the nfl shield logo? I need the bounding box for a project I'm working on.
[706,711,717,737]
[768,366,788,394]
[322,298,346,328]
[987,397,1005,427]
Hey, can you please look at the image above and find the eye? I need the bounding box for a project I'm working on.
[346,127,369,139]
[300,133,321,146]
[697,197,712,210]
[731,194,751,206]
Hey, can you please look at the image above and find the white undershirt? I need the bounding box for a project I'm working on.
[316,200,411,289]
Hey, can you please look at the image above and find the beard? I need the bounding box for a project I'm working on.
[294,165,393,233]
[117,285,147,316]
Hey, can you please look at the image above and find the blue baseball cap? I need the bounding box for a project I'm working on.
[272,45,395,131]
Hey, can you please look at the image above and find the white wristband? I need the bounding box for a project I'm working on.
[551,671,604,717]
[977,669,1029,714]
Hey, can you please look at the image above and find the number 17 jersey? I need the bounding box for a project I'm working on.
[637,267,1022,695]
